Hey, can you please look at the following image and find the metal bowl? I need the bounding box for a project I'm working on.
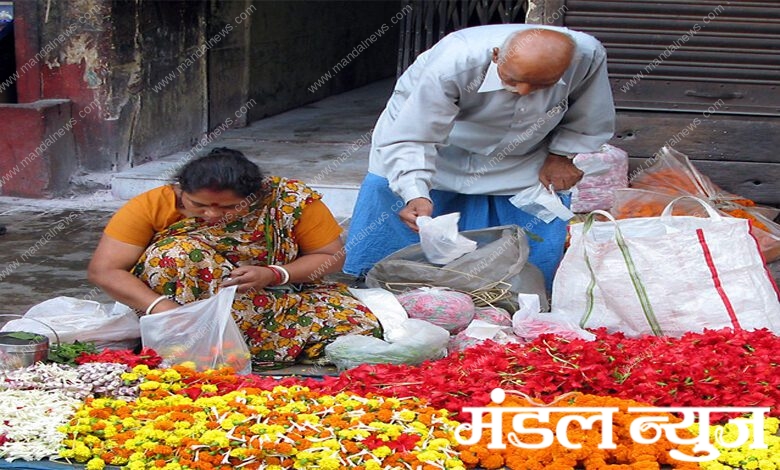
[0,331,49,371]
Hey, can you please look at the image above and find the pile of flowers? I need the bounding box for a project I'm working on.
[696,415,780,470]
[2,327,779,468]
[58,365,466,470]
[0,388,82,461]
[457,392,701,470]
[286,328,780,420]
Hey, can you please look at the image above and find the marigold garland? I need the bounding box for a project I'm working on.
[57,365,466,470]
[457,393,702,469]
[6,328,780,468]
[695,415,780,470]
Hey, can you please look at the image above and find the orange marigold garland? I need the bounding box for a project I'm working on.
[456,392,703,469]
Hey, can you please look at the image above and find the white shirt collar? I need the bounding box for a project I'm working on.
[478,60,569,94]
[478,61,503,93]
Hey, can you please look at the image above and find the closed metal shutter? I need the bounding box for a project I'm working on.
[562,0,780,116]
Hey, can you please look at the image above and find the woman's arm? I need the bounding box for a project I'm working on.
[286,238,345,282]
[87,234,180,314]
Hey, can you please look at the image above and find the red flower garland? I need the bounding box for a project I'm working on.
[75,347,164,368]
[285,328,780,422]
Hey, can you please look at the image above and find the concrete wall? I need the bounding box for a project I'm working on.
[5,0,209,175]
[1,0,403,196]
[109,1,209,169]
[246,0,403,121]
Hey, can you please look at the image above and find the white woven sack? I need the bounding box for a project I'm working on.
[552,197,780,337]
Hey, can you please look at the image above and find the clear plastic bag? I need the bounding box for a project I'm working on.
[417,213,477,264]
[612,146,780,262]
[571,144,629,213]
[3,298,140,350]
[448,319,519,353]
[396,287,475,334]
[139,286,251,374]
[473,306,512,327]
[513,293,596,341]
[509,183,574,223]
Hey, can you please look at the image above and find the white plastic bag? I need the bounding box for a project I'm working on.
[448,319,520,353]
[553,197,780,337]
[325,319,450,371]
[330,288,450,370]
[509,183,575,223]
[2,298,140,350]
[417,213,477,264]
[140,286,251,374]
[512,294,596,341]
[348,288,409,342]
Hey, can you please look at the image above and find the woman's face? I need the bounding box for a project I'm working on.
[179,188,253,224]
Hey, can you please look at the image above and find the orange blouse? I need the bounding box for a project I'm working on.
[104,184,342,252]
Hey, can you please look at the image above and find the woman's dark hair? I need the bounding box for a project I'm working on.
[176,148,264,197]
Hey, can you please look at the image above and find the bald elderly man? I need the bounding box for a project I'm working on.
[344,24,615,291]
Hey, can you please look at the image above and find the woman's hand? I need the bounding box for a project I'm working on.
[223,265,277,293]
[147,298,180,314]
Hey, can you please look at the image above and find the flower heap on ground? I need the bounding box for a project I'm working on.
[457,392,702,470]
[286,328,779,421]
[696,415,780,470]
[58,365,466,470]
[0,361,147,462]
[3,327,780,468]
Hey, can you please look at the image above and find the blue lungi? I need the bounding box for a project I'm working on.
[343,173,570,292]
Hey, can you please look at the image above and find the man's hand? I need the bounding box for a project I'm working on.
[398,197,433,232]
[539,153,584,191]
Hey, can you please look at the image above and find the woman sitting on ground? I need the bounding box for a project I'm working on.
[88,147,381,367]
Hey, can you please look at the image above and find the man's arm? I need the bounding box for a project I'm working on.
[373,52,462,205]
[547,43,616,157]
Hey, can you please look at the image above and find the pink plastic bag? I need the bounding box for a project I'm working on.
[571,144,629,213]
[473,306,512,327]
[396,287,475,334]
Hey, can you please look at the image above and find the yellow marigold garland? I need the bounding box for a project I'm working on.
[695,415,780,470]
[57,366,466,469]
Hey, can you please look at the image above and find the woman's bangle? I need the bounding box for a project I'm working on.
[266,266,283,285]
[268,265,290,285]
[145,295,169,315]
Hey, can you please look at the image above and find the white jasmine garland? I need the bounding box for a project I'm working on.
[0,389,82,462]
[0,362,139,400]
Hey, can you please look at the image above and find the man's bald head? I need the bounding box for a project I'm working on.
[492,29,575,94]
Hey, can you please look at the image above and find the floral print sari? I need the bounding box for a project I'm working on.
[132,177,381,367]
